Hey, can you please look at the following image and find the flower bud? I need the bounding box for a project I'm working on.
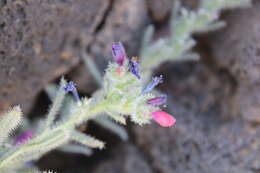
[129,57,141,79]
[14,130,34,145]
[151,110,176,127]
[146,95,167,106]
[63,81,80,103]
[142,75,163,94]
[112,42,126,66]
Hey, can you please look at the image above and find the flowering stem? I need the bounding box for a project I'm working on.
[59,100,107,129]
[0,130,67,168]
[140,0,251,83]
[0,99,108,168]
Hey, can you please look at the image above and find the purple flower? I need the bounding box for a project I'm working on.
[13,130,33,145]
[142,75,163,94]
[129,57,141,79]
[112,42,126,66]
[146,95,167,106]
[63,81,80,103]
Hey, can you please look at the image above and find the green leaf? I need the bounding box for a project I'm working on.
[0,106,22,143]
[58,143,93,156]
[94,116,128,141]
[0,130,69,168]
[70,130,104,149]
[45,78,67,128]
[105,109,126,125]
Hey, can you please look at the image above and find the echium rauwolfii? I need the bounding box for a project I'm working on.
[104,42,175,127]
[64,42,176,127]
[0,0,252,170]
[0,42,175,172]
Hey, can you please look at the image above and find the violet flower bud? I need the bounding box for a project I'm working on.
[142,75,163,94]
[63,81,80,103]
[129,57,141,79]
[13,130,34,145]
[112,42,126,66]
[146,95,167,106]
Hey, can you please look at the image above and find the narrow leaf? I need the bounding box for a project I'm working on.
[0,106,22,143]
[94,116,128,141]
[58,144,93,156]
[45,78,67,128]
[70,130,104,149]
[0,130,68,168]
[105,109,126,125]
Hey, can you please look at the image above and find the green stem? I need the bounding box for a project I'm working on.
[0,100,108,168]
[0,130,67,168]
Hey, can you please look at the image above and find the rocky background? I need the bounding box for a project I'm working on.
[0,0,259,172]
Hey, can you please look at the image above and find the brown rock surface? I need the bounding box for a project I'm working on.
[0,0,106,113]
[146,0,198,23]
[91,144,152,173]
[0,0,148,114]
[203,0,260,123]
[133,108,259,173]
[132,62,260,172]
[235,85,260,123]
[206,1,260,86]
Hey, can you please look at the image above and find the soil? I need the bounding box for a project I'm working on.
[0,0,259,172]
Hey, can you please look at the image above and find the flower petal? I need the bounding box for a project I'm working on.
[151,110,176,127]
[63,81,80,103]
[14,130,34,145]
[142,75,163,94]
[112,42,126,66]
[146,95,167,106]
[129,57,141,79]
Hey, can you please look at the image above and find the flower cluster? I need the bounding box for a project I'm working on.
[61,42,175,127]
[111,42,176,127]
[0,42,176,170]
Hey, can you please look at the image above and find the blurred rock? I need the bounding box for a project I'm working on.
[0,0,148,114]
[91,144,152,173]
[203,0,260,123]
[146,0,173,23]
[70,0,148,93]
[206,1,260,86]
[0,0,107,113]
[146,0,199,23]
[235,86,260,123]
[133,99,260,173]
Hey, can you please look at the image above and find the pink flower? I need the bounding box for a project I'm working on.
[151,110,176,127]
[13,130,34,145]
